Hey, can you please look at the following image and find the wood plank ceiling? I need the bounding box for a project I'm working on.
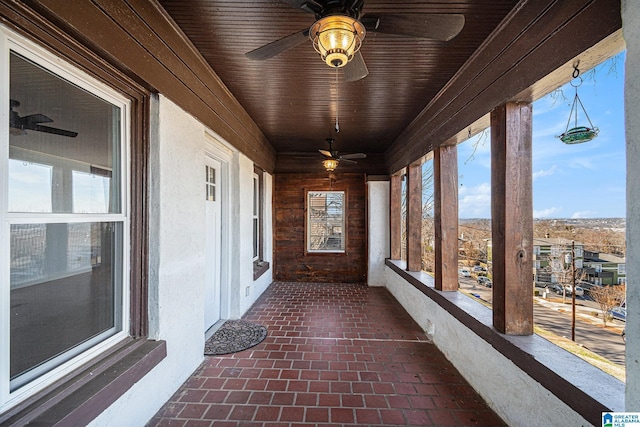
[158,0,518,171]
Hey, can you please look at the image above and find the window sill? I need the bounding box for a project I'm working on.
[385,258,624,426]
[1,338,166,426]
[253,260,269,280]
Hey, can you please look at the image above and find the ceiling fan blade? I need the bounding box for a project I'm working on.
[18,113,53,127]
[340,158,357,165]
[340,152,367,160]
[245,29,309,61]
[280,0,320,13]
[362,13,465,41]
[31,124,78,138]
[319,149,333,157]
[343,51,368,82]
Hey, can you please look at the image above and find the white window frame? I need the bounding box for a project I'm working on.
[618,263,626,275]
[0,27,131,410]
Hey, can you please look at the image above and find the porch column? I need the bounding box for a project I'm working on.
[623,0,640,410]
[434,145,459,291]
[406,162,422,272]
[491,102,533,335]
[390,173,402,260]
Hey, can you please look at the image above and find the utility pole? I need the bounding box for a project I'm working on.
[571,241,576,341]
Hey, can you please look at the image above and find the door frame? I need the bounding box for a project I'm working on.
[204,133,233,328]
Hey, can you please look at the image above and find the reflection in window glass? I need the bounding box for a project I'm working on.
[10,222,122,387]
[307,191,345,252]
[72,170,111,213]
[8,160,52,212]
[9,52,121,214]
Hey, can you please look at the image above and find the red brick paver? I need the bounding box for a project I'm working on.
[148,282,505,426]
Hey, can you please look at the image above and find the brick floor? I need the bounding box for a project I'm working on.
[147,282,506,426]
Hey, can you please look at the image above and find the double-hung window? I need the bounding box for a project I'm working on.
[1,29,130,408]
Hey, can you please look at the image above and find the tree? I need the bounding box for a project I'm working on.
[422,161,435,272]
[589,284,626,327]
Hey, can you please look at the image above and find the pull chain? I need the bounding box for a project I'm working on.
[335,66,340,133]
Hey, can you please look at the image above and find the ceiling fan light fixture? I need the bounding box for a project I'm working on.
[310,15,365,68]
[322,158,339,171]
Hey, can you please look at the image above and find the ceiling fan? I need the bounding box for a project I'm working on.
[319,137,366,170]
[9,99,78,138]
[245,0,465,81]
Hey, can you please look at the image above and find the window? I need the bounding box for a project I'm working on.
[252,166,268,279]
[594,264,603,273]
[253,172,260,261]
[306,191,346,253]
[2,32,129,406]
[618,277,626,285]
[206,165,216,202]
[533,246,541,255]
[618,264,626,275]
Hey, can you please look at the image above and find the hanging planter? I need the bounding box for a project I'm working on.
[559,126,598,144]
[556,67,599,144]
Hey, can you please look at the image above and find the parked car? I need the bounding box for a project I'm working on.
[472,265,486,272]
[564,285,584,296]
[547,284,564,295]
[609,306,627,322]
[458,268,471,277]
[477,276,492,288]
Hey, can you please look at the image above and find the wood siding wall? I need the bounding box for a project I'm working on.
[274,173,367,283]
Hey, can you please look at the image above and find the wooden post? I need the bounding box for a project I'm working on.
[406,162,422,272]
[491,102,534,335]
[434,145,459,291]
[390,173,402,260]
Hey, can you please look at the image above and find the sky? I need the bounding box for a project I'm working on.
[457,51,626,219]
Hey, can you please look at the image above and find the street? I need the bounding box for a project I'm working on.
[458,276,626,365]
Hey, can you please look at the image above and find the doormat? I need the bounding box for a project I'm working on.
[204,319,267,355]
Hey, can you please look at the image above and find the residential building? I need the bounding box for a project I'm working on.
[584,250,627,285]
[533,238,585,286]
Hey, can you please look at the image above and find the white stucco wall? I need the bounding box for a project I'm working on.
[236,160,274,315]
[367,181,390,287]
[623,0,640,410]
[89,95,274,426]
[90,94,207,427]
